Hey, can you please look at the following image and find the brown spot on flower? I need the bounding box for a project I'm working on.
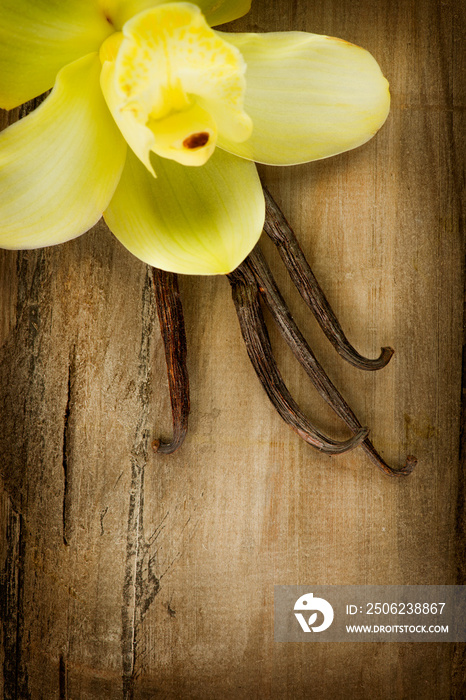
[183,132,210,149]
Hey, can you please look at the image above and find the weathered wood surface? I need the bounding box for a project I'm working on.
[0,0,464,697]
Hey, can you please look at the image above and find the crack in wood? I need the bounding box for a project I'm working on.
[121,269,160,700]
[167,599,176,618]
[100,506,109,536]
[62,359,74,546]
[58,654,67,700]
[122,456,161,700]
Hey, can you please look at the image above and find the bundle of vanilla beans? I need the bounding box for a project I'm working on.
[152,187,416,477]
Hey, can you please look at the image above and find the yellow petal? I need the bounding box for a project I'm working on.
[100,3,251,171]
[196,0,252,27]
[216,31,391,164]
[0,0,113,109]
[104,147,265,275]
[101,0,251,29]
[0,53,127,249]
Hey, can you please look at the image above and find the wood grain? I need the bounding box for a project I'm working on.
[0,0,464,697]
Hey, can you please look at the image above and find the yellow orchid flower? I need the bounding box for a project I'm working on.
[0,0,390,275]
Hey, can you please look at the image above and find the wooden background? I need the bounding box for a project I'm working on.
[0,0,464,697]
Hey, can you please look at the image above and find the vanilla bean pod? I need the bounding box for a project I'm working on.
[149,193,416,475]
[263,187,394,371]
[247,246,416,477]
[151,268,190,454]
[228,264,369,455]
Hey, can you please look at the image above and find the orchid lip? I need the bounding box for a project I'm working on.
[99,3,252,172]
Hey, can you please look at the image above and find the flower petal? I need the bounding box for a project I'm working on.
[103,0,251,29]
[0,53,127,249]
[0,0,113,109]
[192,0,252,26]
[104,147,264,275]
[216,31,391,165]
